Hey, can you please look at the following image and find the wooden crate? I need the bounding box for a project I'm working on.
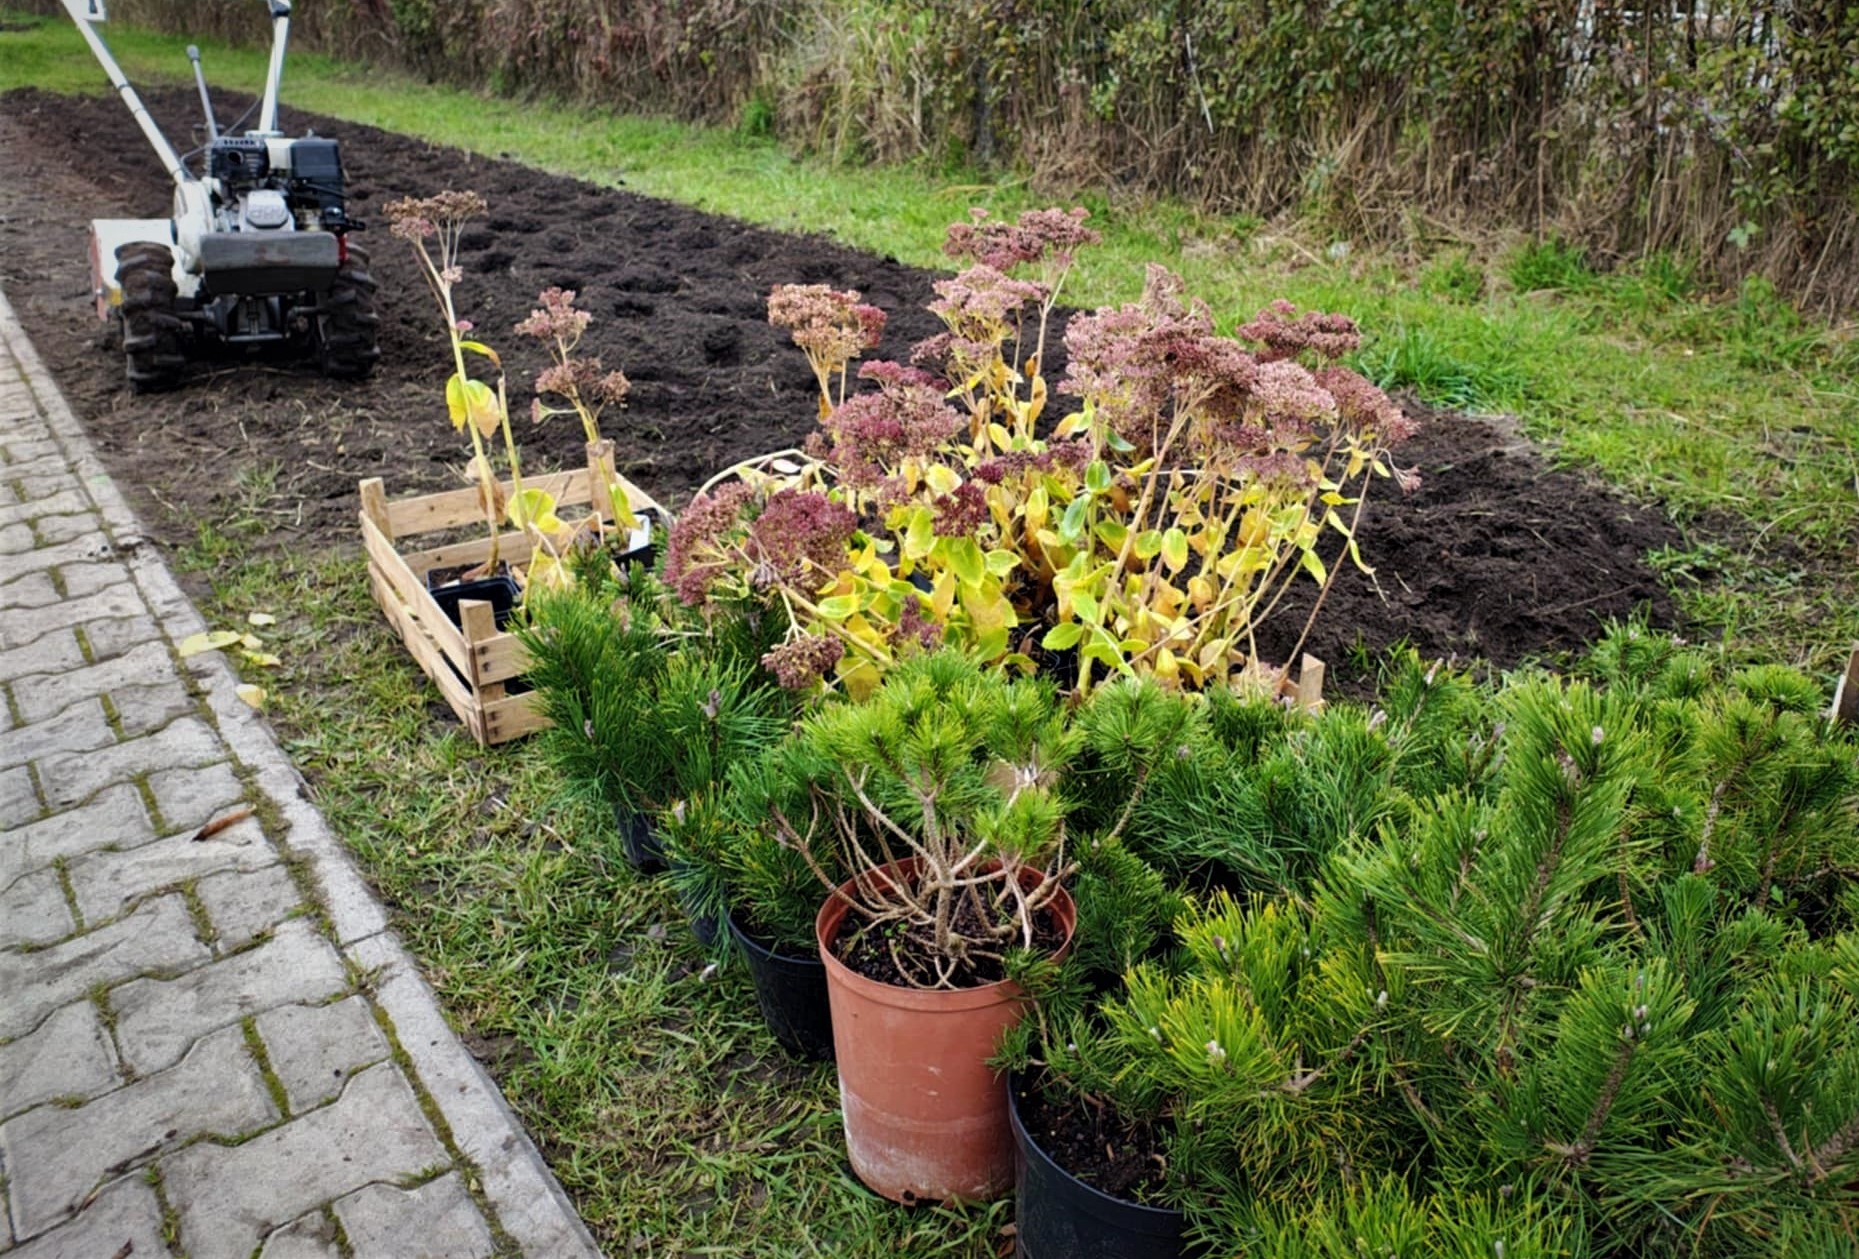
[359,440,662,746]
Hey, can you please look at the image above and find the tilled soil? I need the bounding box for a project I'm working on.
[0,85,1679,675]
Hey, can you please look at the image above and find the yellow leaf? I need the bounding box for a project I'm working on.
[241,650,283,668]
[239,632,265,650]
[177,630,241,658]
[1161,528,1190,572]
[234,684,266,710]
[924,463,962,496]
[447,374,501,438]
[508,488,564,534]
[1025,486,1049,533]
[1188,576,1215,609]
[458,340,502,369]
[904,505,936,561]
[246,612,277,627]
[1155,647,1180,686]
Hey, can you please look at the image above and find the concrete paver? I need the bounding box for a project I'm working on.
[0,287,598,1254]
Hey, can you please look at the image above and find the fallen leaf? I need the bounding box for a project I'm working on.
[242,651,283,668]
[177,630,241,658]
[235,684,266,710]
[192,808,254,842]
[246,611,277,627]
[239,632,265,650]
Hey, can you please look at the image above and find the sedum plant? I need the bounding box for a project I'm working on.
[1015,627,1859,1255]
[668,208,1417,697]
[385,195,627,594]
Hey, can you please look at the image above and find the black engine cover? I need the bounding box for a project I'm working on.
[208,137,270,185]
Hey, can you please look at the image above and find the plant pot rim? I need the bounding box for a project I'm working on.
[814,858,1075,1011]
[725,908,819,965]
[1009,1068,1189,1224]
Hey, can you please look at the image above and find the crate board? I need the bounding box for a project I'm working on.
[359,439,661,746]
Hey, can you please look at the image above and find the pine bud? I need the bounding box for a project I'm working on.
[1375,990,1389,1010]
[1494,1242,1505,1259]
[1149,1026,1162,1042]
[1591,725,1605,746]
[1206,1039,1227,1065]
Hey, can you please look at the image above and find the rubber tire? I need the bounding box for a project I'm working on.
[316,241,381,380]
[116,242,186,394]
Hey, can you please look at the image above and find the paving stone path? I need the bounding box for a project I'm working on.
[0,291,601,1257]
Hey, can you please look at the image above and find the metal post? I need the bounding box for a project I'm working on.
[255,1,292,137]
[59,0,193,187]
[187,46,219,142]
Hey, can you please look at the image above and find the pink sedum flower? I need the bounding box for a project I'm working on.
[1239,301,1362,364]
[745,490,857,586]
[943,206,1100,272]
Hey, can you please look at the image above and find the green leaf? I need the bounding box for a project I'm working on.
[1085,459,1113,493]
[507,487,563,533]
[1072,591,1100,624]
[1104,428,1136,454]
[1059,496,1089,543]
[984,549,1020,577]
[1161,527,1190,572]
[1133,529,1164,560]
[1299,548,1329,584]
[1095,520,1130,551]
[815,594,859,620]
[944,537,986,586]
[1042,622,1084,651]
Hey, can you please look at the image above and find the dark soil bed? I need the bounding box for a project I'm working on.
[0,85,1680,679]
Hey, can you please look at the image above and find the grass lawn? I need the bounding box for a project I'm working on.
[5,8,1858,1254]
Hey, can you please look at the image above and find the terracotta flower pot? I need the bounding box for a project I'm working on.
[815,860,1076,1205]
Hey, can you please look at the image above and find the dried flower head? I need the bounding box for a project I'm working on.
[516,287,593,343]
[1317,366,1418,445]
[943,206,1100,272]
[664,483,753,606]
[383,190,486,242]
[746,490,857,586]
[1238,301,1362,364]
[819,366,965,487]
[762,634,845,690]
[768,285,885,373]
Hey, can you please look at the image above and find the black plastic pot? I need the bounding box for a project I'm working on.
[726,910,834,1061]
[612,804,666,874]
[1008,1074,1195,1259]
[611,507,665,572]
[427,573,521,631]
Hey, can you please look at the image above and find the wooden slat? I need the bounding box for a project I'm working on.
[384,468,592,538]
[361,513,471,670]
[359,466,670,748]
[1832,646,1859,726]
[1297,653,1327,714]
[405,530,540,577]
[369,566,482,736]
[472,633,531,686]
[480,691,547,745]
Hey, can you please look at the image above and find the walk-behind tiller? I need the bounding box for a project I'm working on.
[64,0,379,391]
